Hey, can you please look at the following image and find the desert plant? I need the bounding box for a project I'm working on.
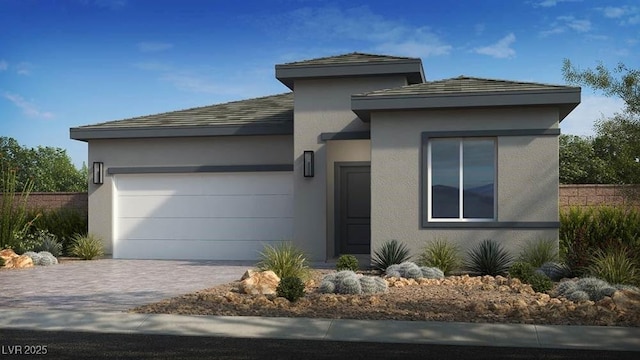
[536,262,571,281]
[336,254,359,272]
[563,226,592,277]
[318,271,388,295]
[257,242,310,281]
[527,272,554,293]
[29,207,87,255]
[371,239,411,271]
[36,251,58,266]
[18,229,63,256]
[276,276,305,302]
[554,277,618,302]
[385,261,444,279]
[69,233,104,260]
[464,239,514,276]
[587,245,639,285]
[23,251,42,265]
[518,238,558,268]
[509,261,535,281]
[417,238,461,275]
[0,164,36,250]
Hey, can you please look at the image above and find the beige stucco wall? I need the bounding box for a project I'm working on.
[370,107,560,258]
[87,135,293,254]
[292,76,407,260]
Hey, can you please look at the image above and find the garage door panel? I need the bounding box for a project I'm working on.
[114,172,293,260]
[116,173,291,196]
[115,239,282,260]
[118,217,293,241]
[118,194,293,218]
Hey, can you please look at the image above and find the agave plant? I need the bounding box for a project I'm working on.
[371,239,411,271]
[464,239,513,276]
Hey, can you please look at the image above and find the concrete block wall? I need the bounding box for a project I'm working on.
[23,192,88,213]
[559,185,639,210]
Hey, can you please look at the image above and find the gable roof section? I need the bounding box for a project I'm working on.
[351,76,581,122]
[70,92,293,141]
[276,52,425,90]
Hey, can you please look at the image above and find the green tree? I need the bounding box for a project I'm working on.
[0,137,87,192]
[563,60,640,185]
[559,134,614,184]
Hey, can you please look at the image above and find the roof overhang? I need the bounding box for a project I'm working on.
[351,88,581,122]
[70,123,293,141]
[276,59,425,90]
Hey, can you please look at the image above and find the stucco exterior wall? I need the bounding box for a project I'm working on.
[292,76,407,260]
[370,107,560,257]
[87,135,293,254]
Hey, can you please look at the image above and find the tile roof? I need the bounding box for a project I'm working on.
[280,52,418,67]
[358,76,579,97]
[74,92,293,130]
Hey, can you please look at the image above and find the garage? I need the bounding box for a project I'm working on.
[113,171,293,260]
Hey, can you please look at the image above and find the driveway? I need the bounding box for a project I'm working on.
[0,259,253,311]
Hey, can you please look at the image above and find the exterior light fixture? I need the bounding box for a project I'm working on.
[303,151,314,178]
[93,162,104,185]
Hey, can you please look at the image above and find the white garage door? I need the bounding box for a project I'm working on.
[113,172,293,260]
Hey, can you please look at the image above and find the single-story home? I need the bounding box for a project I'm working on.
[70,52,581,261]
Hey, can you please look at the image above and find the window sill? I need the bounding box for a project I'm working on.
[421,221,560,229]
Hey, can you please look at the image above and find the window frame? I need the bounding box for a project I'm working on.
[426,137,497,222]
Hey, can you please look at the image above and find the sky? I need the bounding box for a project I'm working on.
[1,0,638,168]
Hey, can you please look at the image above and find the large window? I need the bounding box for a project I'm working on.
[427,138,496,221]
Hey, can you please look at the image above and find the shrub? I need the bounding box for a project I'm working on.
[518,239,558,268]
[537,262,571,281]
[18,229,63,257]
[276,276,305,302]
[371,239,411,271]
[563,227,591,277]
[336,254,359,272]
[257,242,310,281]
[29,208,87,255]
[509,261,535,281]
[464,239,513,276]
[528,272,554,293]
[417,238,460,275]
[318,271,388,295]
[0,165,36,250]
[587,245,639,286]
[553,277,618,302]
[70,233,104,260]
[35,232,63,257]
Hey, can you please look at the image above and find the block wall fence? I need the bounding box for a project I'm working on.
[6,185,640,213]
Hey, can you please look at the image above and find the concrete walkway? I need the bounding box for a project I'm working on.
[0,309,639,351]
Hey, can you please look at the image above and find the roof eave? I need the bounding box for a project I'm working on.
[275,60,425,90]
[70,123,294,141]
[352,88,581,122]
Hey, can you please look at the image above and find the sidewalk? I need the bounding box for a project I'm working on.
[0,309,638,351]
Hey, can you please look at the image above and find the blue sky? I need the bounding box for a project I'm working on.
[1,0,638,168]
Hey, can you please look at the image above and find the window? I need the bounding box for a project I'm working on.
[427,138,496,221]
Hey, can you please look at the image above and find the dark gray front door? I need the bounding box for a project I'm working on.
[337,164,371,254]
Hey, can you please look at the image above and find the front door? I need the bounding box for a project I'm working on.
[336,164,371,254]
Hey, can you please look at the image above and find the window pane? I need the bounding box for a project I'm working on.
[463,140,495,219]
[431,140,459,218]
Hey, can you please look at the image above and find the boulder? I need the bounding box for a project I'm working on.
[1,248,19,268]
[240,269,257,281]
[12,255,34,269]
[612,289,640,313]
[239,270,281,295]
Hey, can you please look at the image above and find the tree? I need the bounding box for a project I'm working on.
[562,60,640,185]
[559,134,614,184]
[0,137,88,192]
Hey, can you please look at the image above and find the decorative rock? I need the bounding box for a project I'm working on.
[612,289,640,313]
[12,255,34,269]
[240,269,257,281]
[0,248,18,258]
[239,270,280,295]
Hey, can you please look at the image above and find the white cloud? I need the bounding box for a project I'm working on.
[561,95,625,136]
[534,0,581,8]
[3,92,54,119]
[137,42,173,52]
[474,33,516,59]
[602,6,627,18]
[540,16,591,36]
[284,6,452,58]
[15,62,32,75]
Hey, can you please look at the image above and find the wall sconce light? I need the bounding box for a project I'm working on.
[93,162,104,185]
[303,151,314,178]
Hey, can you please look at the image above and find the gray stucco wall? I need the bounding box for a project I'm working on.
[370,107,560,258]
[87,135,293,254]
[292,76,406,260]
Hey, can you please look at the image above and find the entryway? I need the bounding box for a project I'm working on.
[335,163,371,255]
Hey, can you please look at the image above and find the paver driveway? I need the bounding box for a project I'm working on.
[0,259,253,311]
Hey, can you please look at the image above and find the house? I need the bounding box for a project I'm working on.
[70,53,581,261]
